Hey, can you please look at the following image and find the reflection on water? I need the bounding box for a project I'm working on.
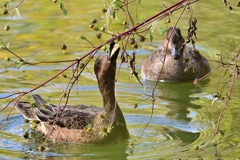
[146,81,208,122]
[142,82,203,136]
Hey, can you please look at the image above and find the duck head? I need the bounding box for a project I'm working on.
[94,42,120,109]
[164,27,185,60]
[94,42,120,80]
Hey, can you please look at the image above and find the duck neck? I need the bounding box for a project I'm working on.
[98,73,117,113]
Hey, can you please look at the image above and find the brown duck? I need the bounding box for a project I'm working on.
[15,42,129,144]
[141,27,210,82]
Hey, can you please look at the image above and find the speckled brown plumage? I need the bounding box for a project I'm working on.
[15,42,129,144]
[141,27,210,82]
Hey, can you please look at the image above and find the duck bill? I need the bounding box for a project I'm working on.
[108,42,120,61]
[171,45,180,60]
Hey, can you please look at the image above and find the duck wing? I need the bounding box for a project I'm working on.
[148,47,165,61]
[15,94,102,129]
[49,106,101,129]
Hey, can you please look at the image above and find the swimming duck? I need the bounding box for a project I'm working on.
[141,27,210,82]
[15,42,129,144]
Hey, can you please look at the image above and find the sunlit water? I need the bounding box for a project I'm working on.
[0,0,240,159]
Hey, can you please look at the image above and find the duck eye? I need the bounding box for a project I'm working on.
[94,60,101,72]
[95,60,101,68]
[96,60,101,65]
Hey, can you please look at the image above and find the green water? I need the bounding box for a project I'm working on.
[0,0,240,159]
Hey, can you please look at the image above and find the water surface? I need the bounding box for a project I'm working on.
[0,0,240,159]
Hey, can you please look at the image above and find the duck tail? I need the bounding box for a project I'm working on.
[15,94,49,121]
[32,94,47,108]
[14,102,37,120]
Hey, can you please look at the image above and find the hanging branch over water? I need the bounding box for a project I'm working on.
[202,49,240,154]
[5,0,240,153]
[1,0,239,154]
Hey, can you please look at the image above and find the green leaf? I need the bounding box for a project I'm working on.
[149,30,153,42]
[139,15,145,21]
[106,6,113,28]
[80,35,87,40]
[222,70,227,77]
[143,85,147,95]
[159,28,167,36]
[149,21,160,42]
[112,9,116,19]
[60,2,67,15]
[6,43,10,48]
[14,8,21,17]
[114,0,122,8]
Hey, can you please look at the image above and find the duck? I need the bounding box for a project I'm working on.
[15,42,129,144]
[141,27,210,82]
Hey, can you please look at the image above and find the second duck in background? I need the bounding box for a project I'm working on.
[141,27,210,82]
